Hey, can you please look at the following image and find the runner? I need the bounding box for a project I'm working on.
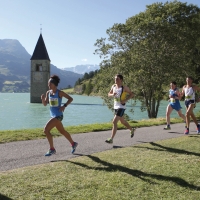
[163,81,185,130]
[182,76,200,135]
[41,75,78,156]
[105,74,135,144]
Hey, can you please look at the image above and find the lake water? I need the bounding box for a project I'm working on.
[1,93,200,131]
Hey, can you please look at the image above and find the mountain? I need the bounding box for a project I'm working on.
[63,64,100,74]
[0,39,83,92]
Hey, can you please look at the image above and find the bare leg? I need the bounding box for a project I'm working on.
[43,118,58,149]
[185,104,195,128]
[190,112,198,126]
[177,110,186,121]
[111,115,120,139]
[166,105,173,125]
[56,121,74,145]
[120,116,132,130]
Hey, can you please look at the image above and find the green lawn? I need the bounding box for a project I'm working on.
[0,136,200,199]
[1,116,200,199]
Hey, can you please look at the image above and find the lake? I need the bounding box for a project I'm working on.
[1,93,199,131]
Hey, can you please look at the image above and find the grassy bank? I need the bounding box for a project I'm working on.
[0,117,186,144]
[1,136,200,199]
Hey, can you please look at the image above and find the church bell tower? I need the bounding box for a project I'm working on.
[30,34,50,103]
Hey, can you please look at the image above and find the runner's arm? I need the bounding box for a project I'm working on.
[59,91,73,107]
[121,86,134,104]
[174,89,182,100]
[108,85,116,97]
[180,86,185,97]
[41,91,49,106]
[58,90,73,112]
[194,85,200,92]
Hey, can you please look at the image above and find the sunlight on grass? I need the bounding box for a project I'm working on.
[1,136,200,199]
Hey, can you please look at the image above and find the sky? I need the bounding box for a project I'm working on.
[0,0,200,69]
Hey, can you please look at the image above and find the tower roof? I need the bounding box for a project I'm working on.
[30,34,50,61]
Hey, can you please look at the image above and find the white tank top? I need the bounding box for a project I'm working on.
[184,86,195,100]
[113,86,126,109]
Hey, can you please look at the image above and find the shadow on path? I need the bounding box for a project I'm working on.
[67,155,200,190]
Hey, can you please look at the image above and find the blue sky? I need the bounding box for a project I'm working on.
[0,0,199,69]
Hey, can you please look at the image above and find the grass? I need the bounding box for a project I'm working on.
[0,117,184,144]
[1,116,200,199]
[1,136,200,199]
[62,88,74,94]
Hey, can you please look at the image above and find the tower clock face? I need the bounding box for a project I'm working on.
[33,72,43,82]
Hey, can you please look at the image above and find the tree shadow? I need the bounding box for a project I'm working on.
[168,131,183,134]
[148,142,200,157]
[189,135,199,138]
[113,145,123,149]
[67,155,200,190]
[0,194,13,200]
[134,142,200,157]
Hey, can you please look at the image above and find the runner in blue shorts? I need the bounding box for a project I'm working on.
[163,81,185,130]
[41,75,78,156]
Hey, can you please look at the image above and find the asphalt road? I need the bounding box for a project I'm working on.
[0,123,198,172]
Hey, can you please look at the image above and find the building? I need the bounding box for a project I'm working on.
[30,34,50,103]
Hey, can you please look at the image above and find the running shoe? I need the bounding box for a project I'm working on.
[71,142,78,154]
[163,126,171,130]
[184,129,189,135]
[130,128,136,138]
[45,149,56,156]
[105,138,113,144]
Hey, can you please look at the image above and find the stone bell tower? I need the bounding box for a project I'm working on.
[30,34,50,103]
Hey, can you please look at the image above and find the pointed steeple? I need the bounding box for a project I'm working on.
[30,34,50,61]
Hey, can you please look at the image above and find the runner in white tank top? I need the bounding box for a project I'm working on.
[105,74,135,144]
[181,76,200,135]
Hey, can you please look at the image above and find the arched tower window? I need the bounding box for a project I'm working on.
[36,64,42,71]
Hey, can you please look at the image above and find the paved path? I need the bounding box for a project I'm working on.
[0,123,197,172]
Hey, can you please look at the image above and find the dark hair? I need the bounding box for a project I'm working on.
[115,74,123,80]
[49,75,60,86]
[187,76,193,81]
[171,81,177,85]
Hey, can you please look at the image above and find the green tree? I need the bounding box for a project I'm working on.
[83,72,89,80]
[75,78,81,86]
[85,80,93,96]
[82,83,86,94]
[94,1,200,118]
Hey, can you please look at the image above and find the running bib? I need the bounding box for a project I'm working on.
[49,98,59,107]
[170,98,175,103]
[185,95,192,100]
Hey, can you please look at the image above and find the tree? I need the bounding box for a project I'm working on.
[83,72,89,80]
[67,85,72,89]
[75,78,81,86]
[82,83,86,94]
[94,1,200,118]
[85,80,93,96]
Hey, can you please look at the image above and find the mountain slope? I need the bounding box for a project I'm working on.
[0,39,83,92]
[63,64,99,74]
